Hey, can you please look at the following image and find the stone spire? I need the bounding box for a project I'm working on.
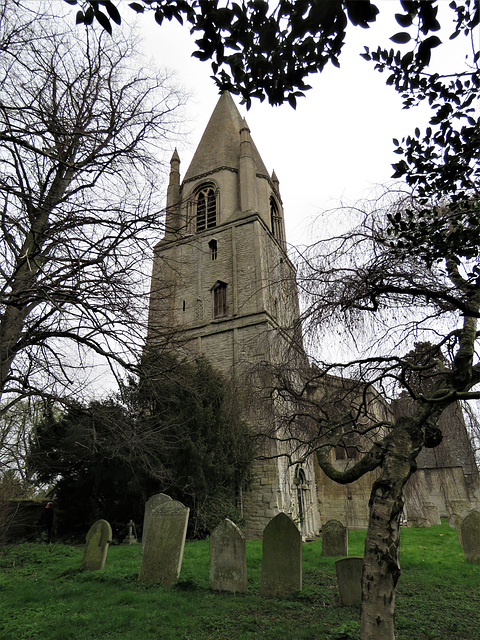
[183,92,269,182]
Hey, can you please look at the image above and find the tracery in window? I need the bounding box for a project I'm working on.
[212,281,227,319]
[270,196,283,241]
[196,186,217,233]
[209,239,218,261]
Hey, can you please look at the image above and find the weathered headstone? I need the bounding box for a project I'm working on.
[138,499,189,585]
[412,516,430,528]
[423,503,441,526]
[448,499,471,528]
[141,492,172,553]
[210,518,247,593]
[335,556,363,606]
[261,512,302,596]
[322,519,347,557]
[81,519,112,571]
[461,510,480,563]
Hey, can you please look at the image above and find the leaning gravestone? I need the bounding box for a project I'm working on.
[261,512,302,596]
[138,499,189,585]
[141,492,172,553]
[210,518,247,593]
[81,519,112,571]
[335,556,363,606]
[322,519,347,557]
[461,510,480,564]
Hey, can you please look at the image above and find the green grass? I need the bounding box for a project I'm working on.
[0,520,478,640]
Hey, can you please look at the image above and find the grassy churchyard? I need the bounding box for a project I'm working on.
[1,520,478,640]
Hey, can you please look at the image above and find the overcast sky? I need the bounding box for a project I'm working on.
[134,2,472,248]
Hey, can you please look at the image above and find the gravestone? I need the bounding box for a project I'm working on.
[122,519,138,545]
[412,517,430,528]
[448,499,471,528]
[142,492,172,553]
[423,503,441,526]
[81,519,112,571]
[322,519,347,557]
[261,512,302,596]
[461,510,480,563]
[138,499,189,585]
[335,556,363,606]
[455,515,464,549]
[210,518,247,593]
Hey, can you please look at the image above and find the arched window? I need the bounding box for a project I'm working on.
[212,281,227,319]
[209,239,218,261]
[295,466,307,534]
[196,186,217,232]
[270,196,283,241]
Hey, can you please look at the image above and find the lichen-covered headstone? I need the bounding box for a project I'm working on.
[210,518,247,593]
[261,512,302,596]
[322,519,347,557]
[138,499,189,585]
[461,510,480,563]
[141,492,172,553]
[81,519,112,571]
[335,556,363,606]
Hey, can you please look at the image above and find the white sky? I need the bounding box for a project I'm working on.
[135,1,473,248]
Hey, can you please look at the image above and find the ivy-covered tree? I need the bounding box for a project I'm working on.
[27,355,253,539]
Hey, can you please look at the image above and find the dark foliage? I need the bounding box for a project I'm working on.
[66,1,468,106]
[27,355,253,540]
[360,2,479,266]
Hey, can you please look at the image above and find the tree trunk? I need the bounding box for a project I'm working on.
[360,417,422,640]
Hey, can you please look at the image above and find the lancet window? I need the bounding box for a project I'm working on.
[196,185,217,232]
[212,281,227,319]
[270,196,284,242]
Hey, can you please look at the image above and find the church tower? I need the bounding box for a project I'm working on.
[147,92,321,538]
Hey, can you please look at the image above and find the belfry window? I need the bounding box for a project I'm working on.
[196,186,217,233]
[212,281,227,319]
[270,196,283,242]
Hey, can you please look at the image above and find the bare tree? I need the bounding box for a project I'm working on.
[462,400,480,467]
[0,2,185,414]
[257,191,480,640]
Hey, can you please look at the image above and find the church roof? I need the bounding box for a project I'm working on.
[183,92,269,182]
